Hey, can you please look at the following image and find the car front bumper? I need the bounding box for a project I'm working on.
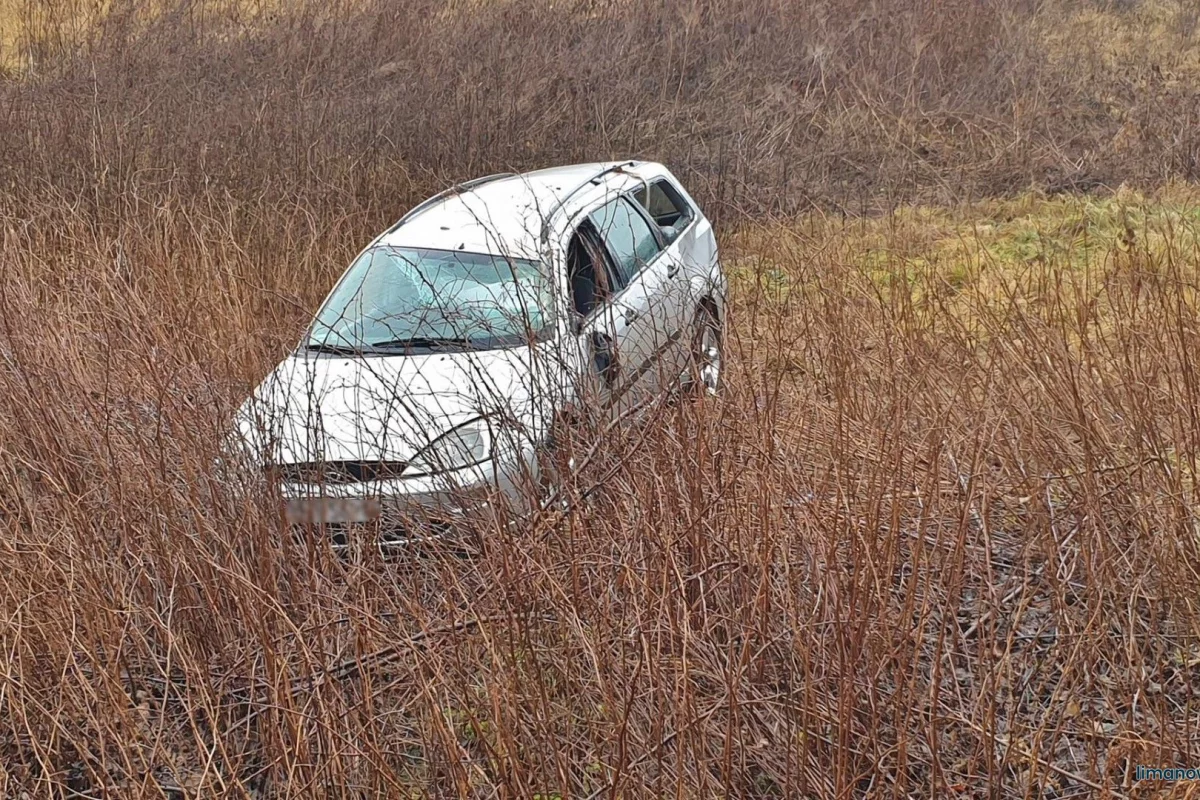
[277,451,536,534]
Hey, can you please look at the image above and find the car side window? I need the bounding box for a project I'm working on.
[589,196,662,288]
[566,219,622,318]
[632,179,694,244]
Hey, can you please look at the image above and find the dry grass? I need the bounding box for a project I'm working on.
[1,0,1200,797]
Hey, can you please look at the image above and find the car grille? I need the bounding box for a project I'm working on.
[272,460,408,485]
[320,518,458,550]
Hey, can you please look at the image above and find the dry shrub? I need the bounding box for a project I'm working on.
[2,0,1200,797]
[3,184,1200,796]
[8,0,1194,218]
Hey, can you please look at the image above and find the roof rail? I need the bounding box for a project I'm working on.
[539,160,638,243]
[388,172,517,232]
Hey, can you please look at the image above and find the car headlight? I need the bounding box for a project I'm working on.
[403,418,493,477]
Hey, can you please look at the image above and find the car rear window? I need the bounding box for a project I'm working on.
[632,179,694,243]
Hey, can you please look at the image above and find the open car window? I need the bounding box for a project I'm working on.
[567,219,622,319]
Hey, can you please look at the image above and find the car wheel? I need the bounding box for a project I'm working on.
[687,303,723,397]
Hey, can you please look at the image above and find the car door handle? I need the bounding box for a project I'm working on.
[622,307,639,324]
[666,261,680,278]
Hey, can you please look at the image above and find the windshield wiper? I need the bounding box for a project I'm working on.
[304,341,366,355]
[369,336,478,350]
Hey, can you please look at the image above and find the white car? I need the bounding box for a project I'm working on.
[232,161,726,540]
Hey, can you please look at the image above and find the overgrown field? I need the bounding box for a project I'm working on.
[2,0,1200,797]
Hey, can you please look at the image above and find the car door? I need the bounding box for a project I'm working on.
[562,218,637,416]
[588,195,668,399]
[630,177,703,379]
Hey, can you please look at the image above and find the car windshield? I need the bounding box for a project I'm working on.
[305,246,553,352]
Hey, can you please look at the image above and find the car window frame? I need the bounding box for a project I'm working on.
[630,177,697,243]
[567,218,627,329]
[557,173,698,326]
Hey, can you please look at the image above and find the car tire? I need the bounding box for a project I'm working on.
[685,302,723,397]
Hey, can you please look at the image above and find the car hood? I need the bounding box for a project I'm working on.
[235,346,550,466]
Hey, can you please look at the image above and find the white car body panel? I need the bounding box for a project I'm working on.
[239,347,543,466]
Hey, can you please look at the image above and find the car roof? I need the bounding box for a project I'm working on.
[376,161,662,260]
